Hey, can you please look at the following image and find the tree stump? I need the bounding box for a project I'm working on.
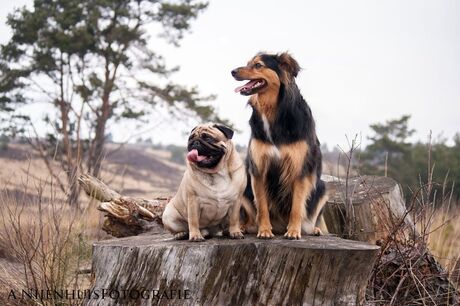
[323,175,416,243]
[85,234,379,306]
[79,174,458,304]
[322,176,459,304]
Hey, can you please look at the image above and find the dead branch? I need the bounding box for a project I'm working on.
[78,174,169,237]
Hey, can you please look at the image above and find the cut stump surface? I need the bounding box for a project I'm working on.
[86,234,380,306]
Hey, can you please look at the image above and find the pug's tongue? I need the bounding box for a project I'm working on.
[234,80,258,93]
[187,149,207,163]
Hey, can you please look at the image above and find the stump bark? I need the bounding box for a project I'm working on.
[323,175,416,243]
[85,234,380,306]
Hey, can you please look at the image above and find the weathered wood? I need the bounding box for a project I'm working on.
[80,173,458,304]
[79,174,122,202]
[322,176,459,304]
[85,234,380,306]
[323,175,416,243]
[78,174,168,237]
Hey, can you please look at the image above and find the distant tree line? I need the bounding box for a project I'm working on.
[359,115,460,203]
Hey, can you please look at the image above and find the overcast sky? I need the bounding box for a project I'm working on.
[1,0,459,149]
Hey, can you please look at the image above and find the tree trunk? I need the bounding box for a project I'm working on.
[85,234,379,306]
[91,114,107,179]
[323,175,417,243]
[67,166,81,208]
[91,60,117,178]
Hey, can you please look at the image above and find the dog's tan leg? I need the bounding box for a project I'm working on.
[228,196,244,239]
[252,176,274,239]
[187,194,204,242]
[285,176,314,239]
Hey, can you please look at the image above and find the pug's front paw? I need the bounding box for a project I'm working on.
[189,231,205,242]
[229,230,244,239]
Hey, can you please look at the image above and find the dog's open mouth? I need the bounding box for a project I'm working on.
[187,149,223,168]
[234,79,266,96]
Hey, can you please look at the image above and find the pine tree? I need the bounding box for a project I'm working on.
[0,0,218,206]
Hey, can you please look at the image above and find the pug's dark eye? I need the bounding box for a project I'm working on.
[201,133,213,142]
[254,63,263,69]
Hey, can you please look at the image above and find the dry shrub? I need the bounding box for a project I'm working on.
[0,175,97,305]
[366,178,459,305]
[334,136,460,305]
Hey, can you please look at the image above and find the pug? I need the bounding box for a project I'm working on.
[162,123,246,241]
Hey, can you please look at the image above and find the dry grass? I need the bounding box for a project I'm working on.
[0,179,96,305]
[366,172,460,305]
[0,143,184,305]
[427,206,460,287]
[331,137,460,304]
[0,143,183,199]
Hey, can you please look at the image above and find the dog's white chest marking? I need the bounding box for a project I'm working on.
[261,115,280,158]
[262,115,273,142]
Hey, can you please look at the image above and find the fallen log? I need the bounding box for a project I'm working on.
[78,174,168,237]
[85,234,380,306]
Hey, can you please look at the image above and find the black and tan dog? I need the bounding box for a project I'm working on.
[232,52,328,239]
[162,123,246,241]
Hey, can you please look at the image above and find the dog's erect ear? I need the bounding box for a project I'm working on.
[277,52,301,78]
[214,124,234,140]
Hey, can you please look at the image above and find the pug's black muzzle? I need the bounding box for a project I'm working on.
[187,138,226,169]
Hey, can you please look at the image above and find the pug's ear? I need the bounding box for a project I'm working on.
[214,124,234,140]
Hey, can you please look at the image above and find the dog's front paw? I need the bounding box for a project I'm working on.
[189,232,205,242]
[174,232,188,240]
[229,230,244,239]
[257,228,274,239]
[284,228,301,240]
[313,227,323,236]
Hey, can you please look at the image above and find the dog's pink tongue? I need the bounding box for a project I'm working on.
[234,80,257,93]
[187,149,206,162]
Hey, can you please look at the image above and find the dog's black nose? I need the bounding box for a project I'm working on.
[231,69,238,77]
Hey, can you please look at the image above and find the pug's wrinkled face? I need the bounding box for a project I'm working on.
[186,123,234,173]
